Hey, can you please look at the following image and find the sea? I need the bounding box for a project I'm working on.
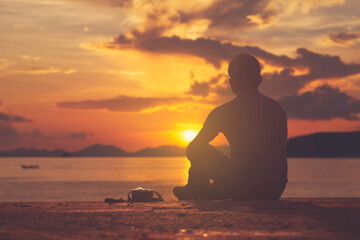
[1,157,360,202]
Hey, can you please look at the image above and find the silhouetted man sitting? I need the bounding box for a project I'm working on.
[173,54,288,200]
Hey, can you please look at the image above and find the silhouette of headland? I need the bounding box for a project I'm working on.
[0,131,359,157]
[287,131,360,158]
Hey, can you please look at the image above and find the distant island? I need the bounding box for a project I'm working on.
[286,131,360,158]
[0,144,186,158]
[0,131,360,158]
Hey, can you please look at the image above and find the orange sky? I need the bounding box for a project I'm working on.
[1,0,360,151]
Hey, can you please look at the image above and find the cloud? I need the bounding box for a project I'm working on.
[187,80,211,97]
[192,75,360,121]
[212,83,233,100]
[185,72,220,97]
[8,65,76,75]
[108,32,360,96]
[56,95,190,112]
[18,55,41,61]
[99,0,359,99]
[0,101,32,124]
[178,44,360,99]
[179,0,345,32]
[0,106,31,145]
[0,112,32,123]
[64,0,132,8]
[185,73,236,104]
[0,59,76,75]
[108,32,296,69]
[178,0,277,30]
[329,32,360,44]
[0,120,20,145]
[261,48,360,96]
[93,0,344,33]
[23,129,55,140]
[66,132,94,140]
[278,85,360,120]
[0,121,19,138]
[269,0,345,14]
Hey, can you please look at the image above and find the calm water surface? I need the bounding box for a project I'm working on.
[0,157,359,201]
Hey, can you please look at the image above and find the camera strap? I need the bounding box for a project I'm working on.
[153,191,164,202]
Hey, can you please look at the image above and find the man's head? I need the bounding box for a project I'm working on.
[228,54,262,95]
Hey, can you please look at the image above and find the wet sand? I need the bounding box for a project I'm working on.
[0,198,359,239]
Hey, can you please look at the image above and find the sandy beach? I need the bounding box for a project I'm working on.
[0,198,359,239]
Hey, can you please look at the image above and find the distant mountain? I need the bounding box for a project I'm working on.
[1,131,360,157]
[0,148,70,157]
[131,145,185,157]
[287,131,360,158]
[72,144,128,157]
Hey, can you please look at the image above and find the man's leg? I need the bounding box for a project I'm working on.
[187,144,230,189]
[173,144,231,200]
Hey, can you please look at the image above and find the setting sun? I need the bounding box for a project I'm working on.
[182,130,197,142]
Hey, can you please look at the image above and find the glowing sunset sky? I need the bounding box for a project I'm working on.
[1,0,360,151]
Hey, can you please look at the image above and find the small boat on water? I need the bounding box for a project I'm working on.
[21,165,39,169]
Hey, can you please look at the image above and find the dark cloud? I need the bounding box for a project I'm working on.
[208,74,233,100]
[66,132,94,140]
[329,32,360,44]
[0,106,31,145]
[106,0,290,68]
[209,74,226,84]
[261,48,360,96]
[99,0,360,109]
[24,129,55,140]
[213,84,233,99]
[0,112,32,123]
[57,95,190,112]
[178,0,275,30]
[278,85,360,120]
[85,0,275,30]
[0,121,19,138]
[109,33,294,69]
[0,121,19,145]
[187,81,211,97]
[186,73,232,100]
[108,31,360,97]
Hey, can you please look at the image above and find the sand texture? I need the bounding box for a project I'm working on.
[0,198,359,239]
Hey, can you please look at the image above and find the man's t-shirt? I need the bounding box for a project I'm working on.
[203,93,288,189]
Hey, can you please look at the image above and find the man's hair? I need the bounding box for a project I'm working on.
[228,54,261,90]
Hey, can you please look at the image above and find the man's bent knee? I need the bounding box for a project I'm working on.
[186,142,210,163]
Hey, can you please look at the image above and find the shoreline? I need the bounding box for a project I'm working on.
[1,198,359,239]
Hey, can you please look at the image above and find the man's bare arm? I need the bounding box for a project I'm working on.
[186,124,219,159]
